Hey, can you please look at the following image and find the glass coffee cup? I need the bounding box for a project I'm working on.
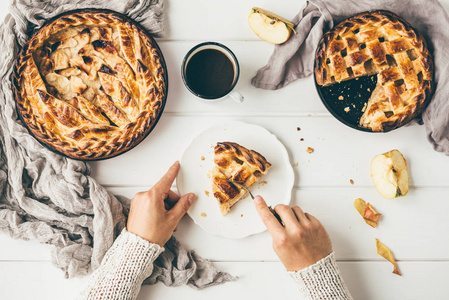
[181,42,244,103]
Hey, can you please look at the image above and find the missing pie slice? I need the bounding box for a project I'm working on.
[211,142,271,215]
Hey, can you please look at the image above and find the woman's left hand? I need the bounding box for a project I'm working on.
[127,161,196,246]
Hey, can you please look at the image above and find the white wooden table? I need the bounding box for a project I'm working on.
[1,1,449,299]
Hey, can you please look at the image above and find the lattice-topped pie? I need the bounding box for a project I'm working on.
[211,142,271,215]
[13,10,167,160]
[315,10,433,132]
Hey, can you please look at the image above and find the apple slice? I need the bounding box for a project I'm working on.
[354,198,381,228]
[248,7,295,44]
[371,149,409,199]
[375,239,401,276]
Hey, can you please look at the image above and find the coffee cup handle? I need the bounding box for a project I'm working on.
[228,91,244,103]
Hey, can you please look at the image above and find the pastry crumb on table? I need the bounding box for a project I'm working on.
[293,162,298,167]
[259,180,267,186]
[350,179,354,185]
[300,138,304,141]
[240,214,243,217]
[204,190,209,197]
[306,147,314,154]
[344,107,350,112]
[201,156,205,161]
[200,212,207,217]
[296,127,301,131]
[338,95,344,100]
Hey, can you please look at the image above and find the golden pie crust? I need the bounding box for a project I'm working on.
[12,10,167,160]
[211,142,271,215]
[314,10,433,132]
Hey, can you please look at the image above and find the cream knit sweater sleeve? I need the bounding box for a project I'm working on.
[78,230,350,300]
[288,252,353,300]
[78,228,164,300]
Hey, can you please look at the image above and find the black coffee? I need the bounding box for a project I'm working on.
[185,49,234,98]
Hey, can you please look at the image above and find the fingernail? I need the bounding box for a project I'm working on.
[188,194,196,204]
[254,196,263,204]
[174,161,180,166]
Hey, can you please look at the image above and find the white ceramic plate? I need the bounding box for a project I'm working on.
[177,121,294,239]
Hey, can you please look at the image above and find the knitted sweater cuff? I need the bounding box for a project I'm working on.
[288,252,353,300]
[78,228,164,300]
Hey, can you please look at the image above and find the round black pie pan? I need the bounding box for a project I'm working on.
[12,9,168,161]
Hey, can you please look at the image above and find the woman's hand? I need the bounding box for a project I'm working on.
[127,161,196,246]
[254,196,332,271]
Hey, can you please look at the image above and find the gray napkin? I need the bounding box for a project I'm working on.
[252,0,449,155]
[0,0,236,288]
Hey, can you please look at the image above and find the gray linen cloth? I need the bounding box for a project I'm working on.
[252,0,449,155]
[0,0,235,289]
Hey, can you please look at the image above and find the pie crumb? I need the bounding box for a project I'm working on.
[241,214,243,217]
[350,179,354,185]
[300,138,304,141]
[260,180,267,186]
[338,95,344,100]
[204,190,209,197]
[306,147,314,154]
[297,127,301,131]
[367,88,371,92]
[201,156,205,161]
[293,162,298,167]
[344,107,350,112]
[200,212,207,217]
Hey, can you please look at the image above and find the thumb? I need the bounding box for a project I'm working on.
[254,195,268,212]
[169,193,196,222]
[254,195,283,234]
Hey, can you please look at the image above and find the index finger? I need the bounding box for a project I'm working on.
[254,196,284,236]
[153,161,180,192]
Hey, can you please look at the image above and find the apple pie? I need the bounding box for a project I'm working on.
[12,10,167,160]
[211,142,271,215]
[315,10,433,132]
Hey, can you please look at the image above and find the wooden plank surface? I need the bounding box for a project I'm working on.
[158,41,328,114]
[1,187,449,262]
[2,0,449,299]
[0,260,448,300]
[90,115,449,188]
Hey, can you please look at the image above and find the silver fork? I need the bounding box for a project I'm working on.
[223,179,283,225]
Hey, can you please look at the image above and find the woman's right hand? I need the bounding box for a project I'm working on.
[254,196,333,271]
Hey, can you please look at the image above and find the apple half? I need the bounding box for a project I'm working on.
[371,149,409,199]
[248,7,295,44]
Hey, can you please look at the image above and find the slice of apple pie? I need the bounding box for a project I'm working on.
[211,142,271,215]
